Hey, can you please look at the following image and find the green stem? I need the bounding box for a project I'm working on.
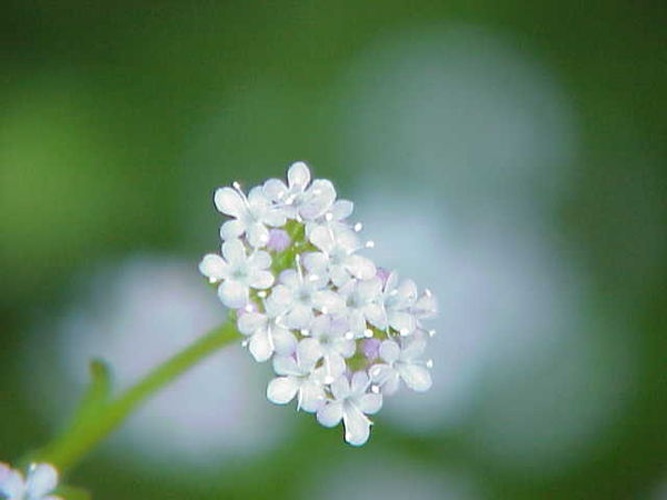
[34,319,239,472]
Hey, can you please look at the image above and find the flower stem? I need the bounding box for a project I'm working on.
[32,319,239,472]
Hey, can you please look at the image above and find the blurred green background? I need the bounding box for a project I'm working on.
[2,1,666,499]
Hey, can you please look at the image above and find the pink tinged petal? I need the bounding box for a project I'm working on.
[351,371,371,394]
[26,463,58,497]
[359,393,383,415]
[346,255,377,281]
[198,254,227,282]
[398,364,433,392]
[287,161,311,191]
[267,229,291,252]
[249,332,273,362]
[221,238,247,264]
[249,270,275,290]
[267,377,299,405]
[317,401,344,427]
[214,187,245,217]
[343,406,373,446]
[379,340,401,363]
[263,178,288,201]
[331,199,354,220]
[218,280,248,308]
[220,219,245,240]
[246,223,270,248]
[237,312,266,336]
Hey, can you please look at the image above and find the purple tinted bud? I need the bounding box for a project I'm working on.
[375,267,390,286]
[267,228,291,252]
[361,338,381,360]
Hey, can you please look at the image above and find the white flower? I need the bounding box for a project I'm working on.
[0,463,62,500]
[381,271,419,336]
[263,161,336,221]
[412,288,438,321]
[369,339,433,395]
[303,225,376,287]
[267,340,327,412]
[268,266,344,329]
[316,372,383,446]
[199,239,274,309]
[237,299,297,362]
[338,277,386,338]
[301,315,355,382]
[201,161,438,446]
[215,184,286,248]
[305,198,355,237]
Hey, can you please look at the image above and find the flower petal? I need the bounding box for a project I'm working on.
[237,312,266,336]
[317,401,343,428]
[220,219,244,240]
[249,270,275,290]
[359,393,383,415]
[247,223,270,248]
[398,364,433,392]
[379,340,401,363]
[221,238,247,264]
[249,332,273,362]
[263,178,288,202]
[287,161,311,191]
[267,377,299,405]
[218,280,248,308]
[214,187,245,218]
[198,254,227,282]
[346,255,377,281]
[342,405,372,446]
[299,381,325,413]
[26,463,58,497]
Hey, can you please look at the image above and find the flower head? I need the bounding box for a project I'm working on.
[200,161,438,445]
[0,462,62,500]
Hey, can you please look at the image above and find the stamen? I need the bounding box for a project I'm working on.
[257,290,267,298]
[365,240,375,249]
[354,222,363,232]
[426,359,434,368]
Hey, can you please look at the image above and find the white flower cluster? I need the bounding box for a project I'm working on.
[0,462,61,500]
[199,162,437,445]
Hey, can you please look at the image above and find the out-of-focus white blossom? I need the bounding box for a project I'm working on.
[0,462,61,500]
[200,161,437,445]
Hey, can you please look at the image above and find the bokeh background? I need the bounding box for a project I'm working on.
[2,2,666,499]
